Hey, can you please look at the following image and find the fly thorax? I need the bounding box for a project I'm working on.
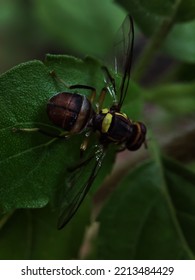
[93,108,109,132]
[94,108,133,144]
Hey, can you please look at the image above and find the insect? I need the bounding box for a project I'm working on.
[47,15,146,229]
[15,15,147,229]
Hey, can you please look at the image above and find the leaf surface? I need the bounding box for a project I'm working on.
[97,158,195,259]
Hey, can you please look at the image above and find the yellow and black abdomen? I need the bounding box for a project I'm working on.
[47,92,94,133]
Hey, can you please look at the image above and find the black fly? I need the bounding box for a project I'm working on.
[52,15,147,229]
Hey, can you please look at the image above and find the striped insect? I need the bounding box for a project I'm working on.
[47,15,146,229]
[15,15,147,229]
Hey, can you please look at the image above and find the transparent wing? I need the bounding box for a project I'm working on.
[101,66,117,105]
[101,15,134,109]
[57,145,106,229]
[114,15,134,109]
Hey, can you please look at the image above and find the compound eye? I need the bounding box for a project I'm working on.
[126,138,143,151]
[138,122,147,135]
[126,122,146,151]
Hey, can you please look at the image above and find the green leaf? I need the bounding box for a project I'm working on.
[116,0,195,63]
[0,54,142,226]
[0,1,17,26]
[34,0,125,56]
[122,82,143,120]
[0,55,100,212]
[0,203,90,259]
[164,20,195,63]
[144,82,195,114]
[116,0,195,32]
[96,158,195,259]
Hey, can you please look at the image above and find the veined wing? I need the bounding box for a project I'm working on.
[57,145,106,229]
[101,15,134,109]
[114,15,134,109]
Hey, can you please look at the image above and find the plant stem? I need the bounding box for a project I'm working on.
[132,0,182,83]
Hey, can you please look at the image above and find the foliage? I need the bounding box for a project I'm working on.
[0,0,195,260]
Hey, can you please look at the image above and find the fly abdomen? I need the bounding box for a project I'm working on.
[47,92,94,133]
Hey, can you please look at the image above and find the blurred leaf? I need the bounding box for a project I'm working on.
[34,0,125,56]
[0,0,17,27]
[176,63,195,82]
[176,0,195,21]
[122,82,143,120]
[116,0,195,34]
[0,203,90,259]
[164,20,195,63]
[116,0,195,63]
[96,157,195,259]
[187,161,195,172]
[144,82,195,114]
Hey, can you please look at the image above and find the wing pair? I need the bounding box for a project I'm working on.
[58,15,134,229]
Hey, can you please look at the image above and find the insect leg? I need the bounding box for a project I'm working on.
[76,86,109,155]
[96,88,107,113]
[50,70,96,95]
[50,70,70,88]
[67,153,94,172]
[101,66,117,105]
[80,131,93,158]
[12,127,40,133]
[101,66,115,88]
[12,126,70,139]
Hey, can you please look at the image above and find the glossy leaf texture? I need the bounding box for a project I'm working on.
[96,157,195,259]
[0,54,142,220]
